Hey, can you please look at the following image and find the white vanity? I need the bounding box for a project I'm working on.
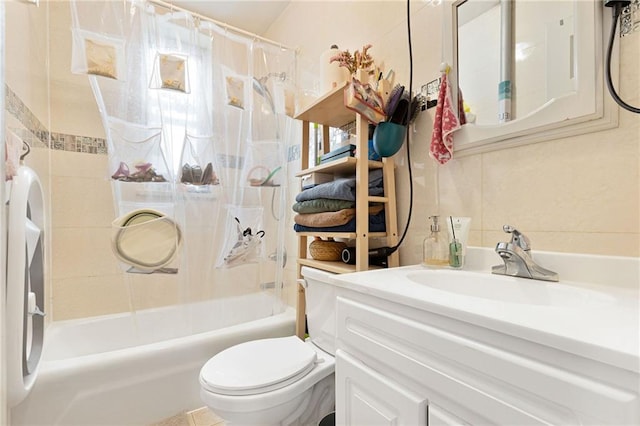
[330,248,639,425]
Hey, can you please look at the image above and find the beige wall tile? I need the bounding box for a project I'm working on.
[50,81,105,139]
[483,230,640,258]
[4,1,49,124]
[51,150,110,179]
[283,270,298,308]
[482,128,639,235]
[51,274,130,320]
[438,154,483,228]
[127,273,181,311]
[51,175,115,228]
[51,227,121,279]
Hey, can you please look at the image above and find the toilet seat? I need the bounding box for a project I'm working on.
[200,336,317,396]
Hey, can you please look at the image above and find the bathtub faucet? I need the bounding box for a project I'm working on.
[491,225,559,282]
[260,281,284,290]
[268,249,287,268]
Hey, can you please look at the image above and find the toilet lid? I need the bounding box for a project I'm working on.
[200,336,317,396]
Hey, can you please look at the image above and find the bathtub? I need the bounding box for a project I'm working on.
[10,292,296,426]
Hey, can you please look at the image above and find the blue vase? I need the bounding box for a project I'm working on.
[373,121,407,157]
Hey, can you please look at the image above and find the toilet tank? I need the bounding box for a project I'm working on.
[301,266,337,356]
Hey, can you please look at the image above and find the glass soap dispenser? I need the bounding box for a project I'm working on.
[422,215,449,268]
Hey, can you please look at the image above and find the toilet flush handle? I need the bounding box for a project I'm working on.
[296,278,308,289]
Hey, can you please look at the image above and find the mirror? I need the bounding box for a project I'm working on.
[457,1,576,125]
[444,0,617,154]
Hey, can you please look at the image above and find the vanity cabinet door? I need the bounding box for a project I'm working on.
[335,349,427,426]
[428,403,471,426]
[336,296,565,425]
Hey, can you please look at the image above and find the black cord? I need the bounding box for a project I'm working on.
[375,0,414,259]
[605,3,640,114]
[397,0,414,249]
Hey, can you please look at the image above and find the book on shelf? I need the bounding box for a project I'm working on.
[320,144,356,164]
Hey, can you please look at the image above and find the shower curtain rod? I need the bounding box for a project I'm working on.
[147,0,294,51]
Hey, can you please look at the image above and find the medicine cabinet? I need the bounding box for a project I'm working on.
[443,0,618,155]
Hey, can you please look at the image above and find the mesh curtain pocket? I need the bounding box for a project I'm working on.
[180,134,220,186]
[150,52,190,93]
[216,207,265,268]
[111,209,182,272]
[243,141,284,187]
[71,28,126,80]
[223,67,248,109]
[273,81,296,118]
[108,119,170,183]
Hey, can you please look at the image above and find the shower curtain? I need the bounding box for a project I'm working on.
[69,0,297,326]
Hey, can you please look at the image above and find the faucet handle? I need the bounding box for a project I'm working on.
[502,225,531,251]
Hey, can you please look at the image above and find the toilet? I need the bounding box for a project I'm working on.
[199,266,337,426]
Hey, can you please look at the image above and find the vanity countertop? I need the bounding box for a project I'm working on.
[329,248,639,373]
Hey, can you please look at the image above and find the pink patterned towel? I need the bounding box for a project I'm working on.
[429,73,464,165]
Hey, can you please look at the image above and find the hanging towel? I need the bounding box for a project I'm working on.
[429,72,463,165]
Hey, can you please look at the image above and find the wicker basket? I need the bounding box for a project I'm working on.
[309,237,347,261]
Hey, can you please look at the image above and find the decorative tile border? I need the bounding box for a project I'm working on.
[5,83,108,154]
[621,0,640,37]
[287,144,300,162]
[215,153,244,169]
[5,84,49,149]
[50,132,108,154]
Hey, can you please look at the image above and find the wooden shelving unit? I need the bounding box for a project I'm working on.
[293,82,400,339]
[294,83,399,276]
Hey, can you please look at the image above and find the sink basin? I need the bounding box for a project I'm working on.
[406,269,617,307]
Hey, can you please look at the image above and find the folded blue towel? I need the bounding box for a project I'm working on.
[295,169,383,202]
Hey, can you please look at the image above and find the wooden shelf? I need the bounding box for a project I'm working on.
[295,81,399,282]
[294,82,354,128]
[296,231,388,239]
[368,196,388,203]
[298,258,383,274]
[295,157,383,178]
[294,80,400,340]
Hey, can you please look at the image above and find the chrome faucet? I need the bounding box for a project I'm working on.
[491,225,559,282]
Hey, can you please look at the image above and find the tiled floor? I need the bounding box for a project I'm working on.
[150,407,225,426]
[188,407,226,426]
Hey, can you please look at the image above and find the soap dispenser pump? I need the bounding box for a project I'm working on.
[422,215,449,268]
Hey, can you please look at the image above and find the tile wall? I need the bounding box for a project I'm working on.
[265,0,640,281]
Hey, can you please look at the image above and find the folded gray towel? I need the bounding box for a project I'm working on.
[295,169,383,202]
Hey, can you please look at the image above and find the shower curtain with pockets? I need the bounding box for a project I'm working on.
[69,0,296,325]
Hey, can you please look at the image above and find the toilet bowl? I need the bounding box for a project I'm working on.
[199,267,337,426]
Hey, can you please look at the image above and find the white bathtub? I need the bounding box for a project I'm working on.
[10,292,296,426]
